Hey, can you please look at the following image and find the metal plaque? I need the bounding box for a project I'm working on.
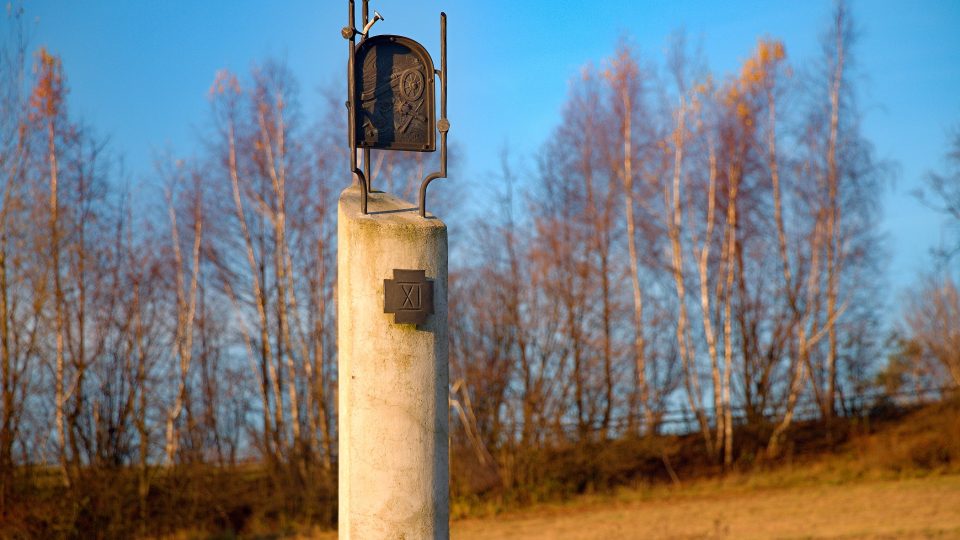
[384,269,434,325]
[355,35,436,152]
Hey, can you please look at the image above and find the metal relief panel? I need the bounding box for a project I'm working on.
[355,35,436,152]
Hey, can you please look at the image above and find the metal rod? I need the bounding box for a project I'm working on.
[418,12,448,218]
[440,12,446,121]
[364,148,372,192]
[346,0,368,214]
[361,0,369,42]
[354,167,369,215]
[347,0,355,156]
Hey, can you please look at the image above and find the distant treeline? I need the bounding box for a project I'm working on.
[1,1,958,538]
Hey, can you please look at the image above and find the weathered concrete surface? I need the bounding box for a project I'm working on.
[337,184,449,539]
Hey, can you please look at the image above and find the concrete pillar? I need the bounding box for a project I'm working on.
[337,184,449,539]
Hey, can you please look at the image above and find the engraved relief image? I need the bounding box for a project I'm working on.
[357,40,434,151]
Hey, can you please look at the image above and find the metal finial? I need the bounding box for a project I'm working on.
[362,11,383,35]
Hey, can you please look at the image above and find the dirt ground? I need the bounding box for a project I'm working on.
[450,474,960,540]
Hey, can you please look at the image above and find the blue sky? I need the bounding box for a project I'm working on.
[18,0,960,297]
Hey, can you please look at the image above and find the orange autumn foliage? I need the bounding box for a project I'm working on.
[29,47,65,122]
[722,39,787,127]
[209,68,241,98]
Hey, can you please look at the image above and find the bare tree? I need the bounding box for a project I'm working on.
[162,162,203,464]
[919,126,960,259]
[0,5,34,513]
[605,42,653,434]
[902,274,960,387]
[28,47,72,484]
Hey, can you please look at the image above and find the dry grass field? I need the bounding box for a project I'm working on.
[451,474,960,539]
[306,473,960,539]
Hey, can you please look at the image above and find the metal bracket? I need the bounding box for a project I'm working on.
[343,1,449,217]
